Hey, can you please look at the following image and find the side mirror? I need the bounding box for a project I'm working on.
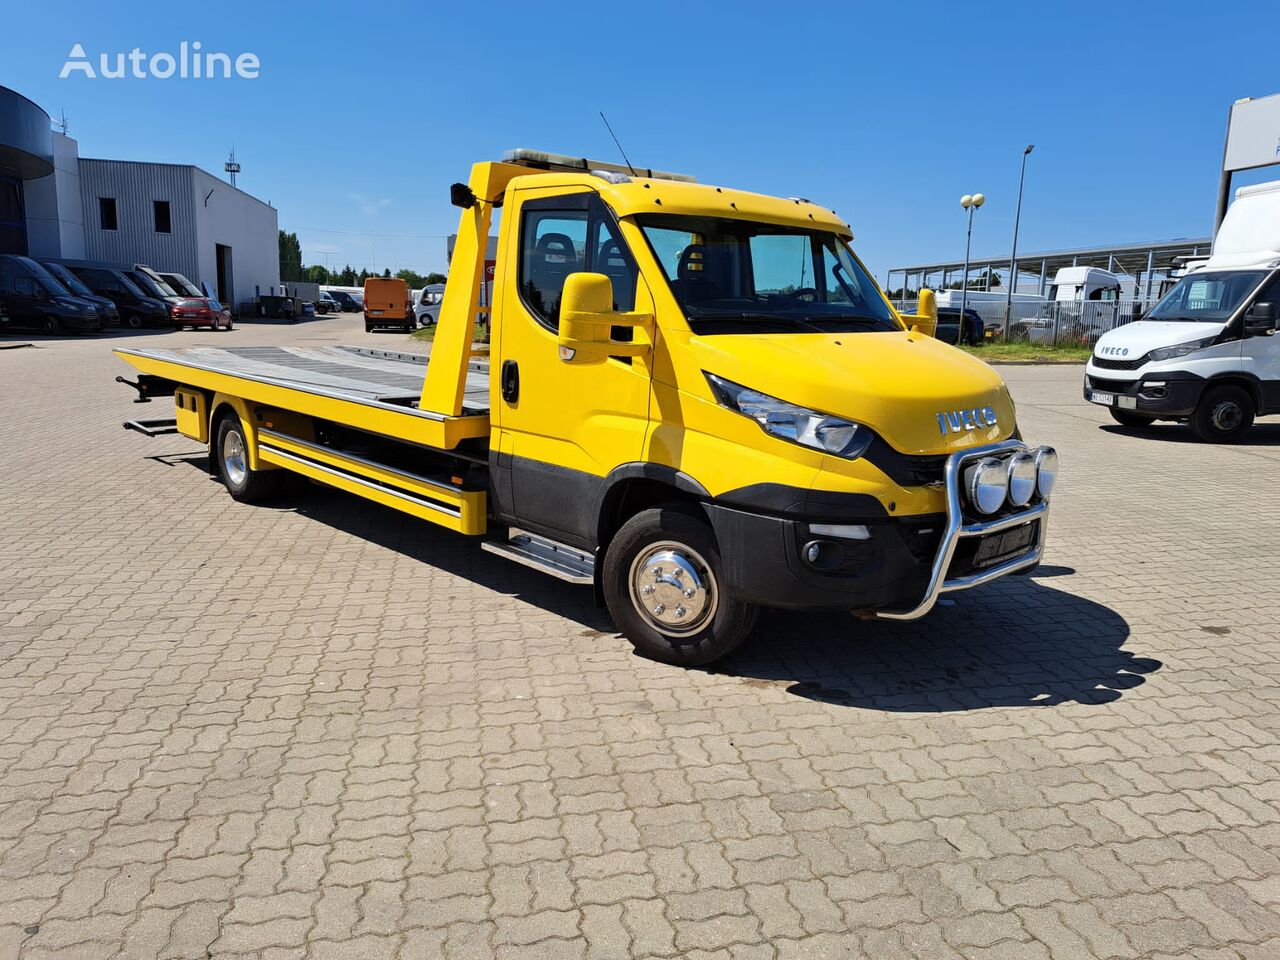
[558,272,651,363]
[903,288,938,338]
[1245,301,1276,336]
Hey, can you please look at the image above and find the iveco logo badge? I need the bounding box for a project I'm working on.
[937,406,999,435]
[1098,345,1129,356]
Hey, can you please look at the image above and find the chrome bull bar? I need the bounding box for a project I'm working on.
[876,439,1049,621]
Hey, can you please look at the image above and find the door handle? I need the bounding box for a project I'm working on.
[501,359,519,402]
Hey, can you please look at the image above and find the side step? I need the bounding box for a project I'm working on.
[124,418,179,436]
[482,529,595,584]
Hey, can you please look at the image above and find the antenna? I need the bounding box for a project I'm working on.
[224,147,241,187]
[598,112,636,177]
[56,110,69,135]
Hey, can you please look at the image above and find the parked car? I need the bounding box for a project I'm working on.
[414,284,444,326]
[934,307,984,346]
[69,265,172,328]
[318,292,340,315]
[172,297,234,330]
[37,260,121,327]
[128,269,182,309]
[0,254,103,334]
[328,290,361,312]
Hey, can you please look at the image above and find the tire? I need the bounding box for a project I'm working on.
[213,414,284,503]
[365,325,374,333]
[126,314,144,329]
[603,505,758,667]
[1190,384,1255,443]
[41,315,60,335]
[1109,408,1156,428]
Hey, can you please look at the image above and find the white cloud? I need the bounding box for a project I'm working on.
[349,192,393,216]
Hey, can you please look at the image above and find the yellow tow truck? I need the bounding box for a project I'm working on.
[115,149,1058,666]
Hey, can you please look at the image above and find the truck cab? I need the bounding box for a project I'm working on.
[1086,180,1280,440]
[115,150,1058,666]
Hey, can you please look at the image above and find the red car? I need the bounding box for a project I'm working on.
[172,297,234,331]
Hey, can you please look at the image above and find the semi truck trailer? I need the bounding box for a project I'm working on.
[114,149,1059,666]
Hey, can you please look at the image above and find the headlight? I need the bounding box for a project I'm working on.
[58,300,81,312]
[1006,452,1037,507]
[965,457,1008,515]
[705,373,873,460]
[1148,336,1216,362]
[1035,446,1058,499]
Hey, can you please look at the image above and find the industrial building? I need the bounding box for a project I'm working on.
[0,84,278,308]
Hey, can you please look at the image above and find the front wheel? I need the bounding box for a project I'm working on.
[214,415,284,503]
[1109,408,1156,428]
[1191,384,1254,443]
[603,506,757,667]
[126,314,144,329]
[41,315,61,335]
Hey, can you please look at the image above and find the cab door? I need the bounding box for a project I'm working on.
[492,186,652,548]
[1242,272,1280,413]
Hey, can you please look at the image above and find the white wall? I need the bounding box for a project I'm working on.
[192,166,279,310]
[23,133,85,258]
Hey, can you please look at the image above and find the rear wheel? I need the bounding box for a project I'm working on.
[41,315,60,335]
[1109,408,1156,428]
[603,506,757,667]
[1191,384,1254,443]
[214,414,284,503]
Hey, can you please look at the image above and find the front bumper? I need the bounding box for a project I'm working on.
[62,313,103,332]
[1083,369,1205,418]
[704,440,1049,618]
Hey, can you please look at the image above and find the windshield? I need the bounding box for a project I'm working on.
[25,261,72,296]
[1147,270,1267,322]
[115,272,147,298]
[636,215,899,334]
[43,262,94,296]
[163,274,202,296]
[129,271,177,299]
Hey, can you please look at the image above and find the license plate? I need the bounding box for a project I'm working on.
[369,309,383,316]
[1117,395,1137,410]
[1089,391,1114,405]
[974,522,1037,567]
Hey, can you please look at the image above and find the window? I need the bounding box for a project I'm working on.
[153,200,171,234]
[13,275,38,296]
[518,193,637,330]
[99,197,118,231]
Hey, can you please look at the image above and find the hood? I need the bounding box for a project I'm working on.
[690,330,1015,455]
[1093,320,1224,358]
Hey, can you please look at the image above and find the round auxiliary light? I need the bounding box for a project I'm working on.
[1035,446,1059,499]
[1006,452,1037,507]
[965,457,1009,515]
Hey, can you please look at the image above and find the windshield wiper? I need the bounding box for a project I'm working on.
[689,312,828,332]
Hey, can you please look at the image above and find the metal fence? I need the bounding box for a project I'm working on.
[894,298,1161,346]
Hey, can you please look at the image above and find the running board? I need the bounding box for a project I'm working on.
[482,530,595,585]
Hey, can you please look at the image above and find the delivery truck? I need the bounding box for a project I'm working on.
[1085,179,1280,441]
[114,149,1059,666]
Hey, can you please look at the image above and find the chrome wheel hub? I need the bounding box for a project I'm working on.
[222,430,247,487]
[1211,401,1242,432]
[628,542,717,637]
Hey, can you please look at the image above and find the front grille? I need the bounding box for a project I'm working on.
[864,436,947,487]
[1092,354,1147,371]
[1087,375,1137,394]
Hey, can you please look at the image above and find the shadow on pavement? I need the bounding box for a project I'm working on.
[1100,422,1280,446]
[166,455,1157,711]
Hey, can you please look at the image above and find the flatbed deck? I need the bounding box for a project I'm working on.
[116,344,490,411]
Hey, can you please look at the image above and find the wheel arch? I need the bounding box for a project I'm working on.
[594,464,711,554]
[1205,371,1264,411]
[208,393,275,471]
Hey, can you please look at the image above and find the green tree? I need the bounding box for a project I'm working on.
[396,268,425,288]
[302,264,329,284]
[424,272,447,285]
[278,230,303,281]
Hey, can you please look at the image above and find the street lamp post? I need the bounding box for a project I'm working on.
[959,192,986,327]
[1004,144,1035,339]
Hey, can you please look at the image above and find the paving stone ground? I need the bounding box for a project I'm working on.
[2,315,1279,959]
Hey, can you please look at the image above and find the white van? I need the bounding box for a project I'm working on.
[1027,267,1124,345]
[1084,180,1280,441]
[413,283,445,326]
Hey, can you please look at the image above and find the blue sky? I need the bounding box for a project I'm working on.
[4,1,1279,282]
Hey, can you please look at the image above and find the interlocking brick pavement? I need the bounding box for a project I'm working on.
[2,315,1280,958]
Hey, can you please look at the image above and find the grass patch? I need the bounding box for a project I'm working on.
[960,341,1091,363]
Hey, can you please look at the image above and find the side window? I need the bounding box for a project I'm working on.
[1254,273,1280,308]
[14,274,37,296]
[518,194,637,330]
[0,263,11,294]
[520,203,587,329]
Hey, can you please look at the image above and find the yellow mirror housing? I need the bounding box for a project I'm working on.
[558,272,651,363]
[906,288,938,338]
